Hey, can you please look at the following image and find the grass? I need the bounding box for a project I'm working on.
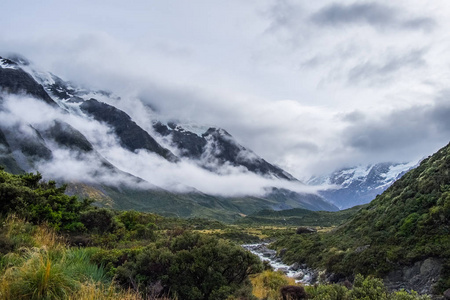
[68,281,175,300]
[0,217,171,300]
[0,246,79,299]
[250,270,297,300]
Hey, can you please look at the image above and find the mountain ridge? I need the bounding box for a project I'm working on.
[0,54,338,221]
[310,162,417,209]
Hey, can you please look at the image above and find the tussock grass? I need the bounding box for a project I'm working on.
[1,215,35,249]
[69,281,174,300]
[0,217,175,299]
[33,224,65,250]
[0,246,79,299]
[250,270,297,300]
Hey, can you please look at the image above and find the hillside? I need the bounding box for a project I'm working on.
[0,167,435,300]
[272,141,450,295]
[236,205,366,227]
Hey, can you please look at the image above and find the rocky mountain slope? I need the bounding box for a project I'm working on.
[273,141,450,295]
[153,122,295,180]
[0,54,337,220]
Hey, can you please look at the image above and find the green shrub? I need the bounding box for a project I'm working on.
[305,284,349,300]
[349,274,388,300]
[80,208,117,234]
[0,170,92,231]
[114,232,262,300]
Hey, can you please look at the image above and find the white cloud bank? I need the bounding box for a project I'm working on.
[0,94,319,197]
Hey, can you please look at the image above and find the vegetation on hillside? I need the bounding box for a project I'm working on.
[0,165,443,299]
[236,205,366,227]
[0,168,263,299]
[271,142,450,293]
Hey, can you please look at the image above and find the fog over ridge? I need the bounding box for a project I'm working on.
[0,93,320,197]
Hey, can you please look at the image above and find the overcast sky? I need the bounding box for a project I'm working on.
[1,0,450,178]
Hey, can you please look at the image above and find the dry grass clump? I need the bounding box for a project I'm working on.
[250,270,298,300]
[0,217,175,300]
[0,246,78,299]
[68,281,174,300]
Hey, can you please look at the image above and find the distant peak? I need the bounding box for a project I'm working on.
[0,57,18,69]
[5,53,30,66]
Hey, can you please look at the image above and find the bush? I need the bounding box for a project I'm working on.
[0,170,92,231]
[80,208,117,234]
[114,232,262,300]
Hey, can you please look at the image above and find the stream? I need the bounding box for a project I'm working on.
[242,243,317,284]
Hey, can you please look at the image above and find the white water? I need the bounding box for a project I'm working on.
[242,243,316,284]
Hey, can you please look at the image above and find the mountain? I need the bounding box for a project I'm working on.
[0,57,56,106]
[273,141,450,295]
[0,54,337,220]
[153,122,295,180]
[79,99,178,162]
[309,162,417,209]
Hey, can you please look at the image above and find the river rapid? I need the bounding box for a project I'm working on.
[242,243,317,285]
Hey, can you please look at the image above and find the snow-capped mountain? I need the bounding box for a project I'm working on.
[153,122,295,181]
[309,162,418,209]
[0,54,338,220]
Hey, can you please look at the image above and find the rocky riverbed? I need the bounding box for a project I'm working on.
[243,244,447,298]
[242,243,317,284]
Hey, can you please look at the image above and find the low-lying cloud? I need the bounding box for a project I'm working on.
[0,94,318,197]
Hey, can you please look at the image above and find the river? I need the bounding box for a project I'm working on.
[242,243,316,284]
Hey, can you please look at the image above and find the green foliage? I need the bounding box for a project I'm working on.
[213,227,261,244]
[80,208,118,234]
[304,275,430,300]
[271,143,450,293]
[305,283,349,300]
[113,231,262,300]
[236,205,366,227]
[0,170,92,231]
[0,247,79,300]
[349,274,388,300]
[0,242,108,300]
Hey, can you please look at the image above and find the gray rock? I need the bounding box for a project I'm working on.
[355,245,370,253]
[443,288,450,299]
[290,262,300,271]
[294,271,305,280]
[384,257,442,295]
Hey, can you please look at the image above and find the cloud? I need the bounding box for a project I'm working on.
[0,93,318,196]
[264,0,304,33]
[1,0,449,182]
[343,96,450,161]
[347,48,427,85]
[310,2,436,32]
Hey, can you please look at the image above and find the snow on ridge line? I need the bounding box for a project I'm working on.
[0,59,18,70]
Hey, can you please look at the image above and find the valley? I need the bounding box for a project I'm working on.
[0,54,449,299]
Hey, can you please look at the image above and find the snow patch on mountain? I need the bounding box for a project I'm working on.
[309,161,418,209]
[0,58,18,70]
